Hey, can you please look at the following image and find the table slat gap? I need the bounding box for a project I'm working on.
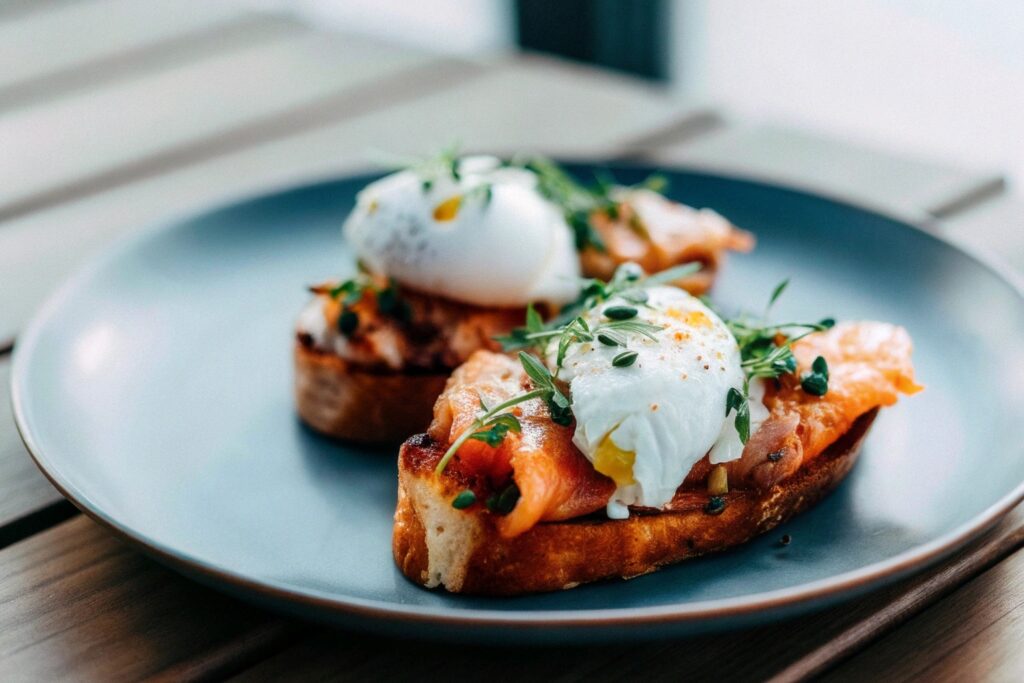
[224,510,1024,681]
[0,501,78,552]
[769,508,1024,682]
[823,526,1024,682]
[0,517,296,681]
[0,359,71,542]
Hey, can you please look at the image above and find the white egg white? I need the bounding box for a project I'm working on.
[553,286,768,518]
[343,156,580,307]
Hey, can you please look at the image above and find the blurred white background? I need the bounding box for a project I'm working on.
[258,0,1024,189]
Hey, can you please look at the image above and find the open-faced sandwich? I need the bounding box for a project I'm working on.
[295,153,752,442]
[393,266,921,594]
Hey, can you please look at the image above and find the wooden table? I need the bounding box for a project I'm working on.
[2,3,1022,680]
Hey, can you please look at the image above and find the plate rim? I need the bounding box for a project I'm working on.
[10,163,1024,630]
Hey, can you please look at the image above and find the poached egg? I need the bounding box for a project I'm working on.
[343,156,580,307]
[552,286,768,518]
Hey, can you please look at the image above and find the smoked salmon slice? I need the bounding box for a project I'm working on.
[429,321,919,538]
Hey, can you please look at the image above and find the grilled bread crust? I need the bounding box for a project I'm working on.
[393,409,877,595]
[295,343,448,443]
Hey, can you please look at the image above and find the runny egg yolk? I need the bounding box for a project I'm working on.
[433,195,462,221]
[594,433,636,486]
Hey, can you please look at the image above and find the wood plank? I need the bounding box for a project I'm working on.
[0,516,297,681]
[0,56,699,344]
[0,358,72,548]
[0,0,252,94]
[823,537,1024,681]
[231,509,1024,681]
[636,122,1005,221]
[0,30,450,220]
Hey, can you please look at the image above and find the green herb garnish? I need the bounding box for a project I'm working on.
[498,262,698,354]
[518,158,671,253]
[726,385,751,444]
[434,350,572,475]
[717,280,835,442]
[467,412,522,447]
[800,355,829,396]
[612,350,639,367]
[451,490,476,509]
[518,351,573,425]
[317,274,412,334]
[337,309,359,336]
[486,483,520,515]
[705,496,727,516]
[597,332,625,347]
[604,305,638,320]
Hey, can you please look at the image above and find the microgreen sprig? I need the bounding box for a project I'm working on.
[562,261,701,318]
[313,274,411,337]
[519,157,670,253]
[434,351,572,476]
[801,355,830,396]
[495,263,692,386]
[433,388,534,476]
[718,281,835,443]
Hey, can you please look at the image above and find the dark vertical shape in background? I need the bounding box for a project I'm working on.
[515,0,668,81]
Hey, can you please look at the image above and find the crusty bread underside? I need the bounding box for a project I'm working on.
[294,343,449,443]
[393,409,878,595]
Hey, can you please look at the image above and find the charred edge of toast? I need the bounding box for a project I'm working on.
[393,409,878,595]
[294,342,449,444]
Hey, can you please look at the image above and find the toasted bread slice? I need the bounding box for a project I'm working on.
[393,409,877,595]
[294,342,448,443]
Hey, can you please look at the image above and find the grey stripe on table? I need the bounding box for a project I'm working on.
[938,193,1024,274]
[0,57,481,224]
[0,0,77,22]
[639,123,1005,223]
[0,0,252,92]
[0,31,454,221]
[0,14,305,112]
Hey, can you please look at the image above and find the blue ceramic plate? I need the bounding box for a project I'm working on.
[12,166,1024,642]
